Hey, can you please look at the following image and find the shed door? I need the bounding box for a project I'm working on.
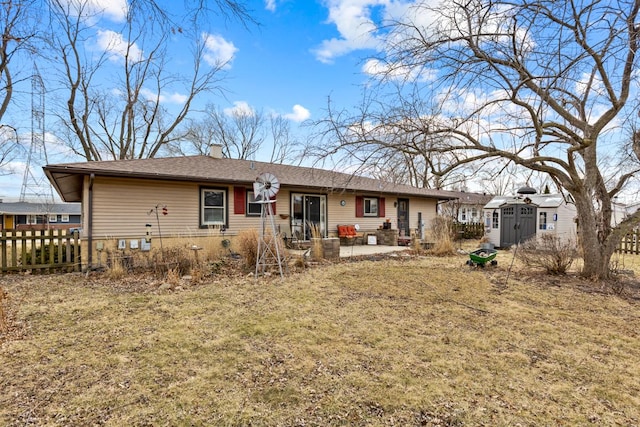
[500,205,536,247]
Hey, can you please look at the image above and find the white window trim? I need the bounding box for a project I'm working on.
[201,188,226,226]
[49,215,58,223]
[363,197,378,217]
[27,215,37,225]
[61,214,70,223]
[246,190,262,216]
[539,211,548,230]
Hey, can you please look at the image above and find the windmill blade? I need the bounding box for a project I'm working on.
[255,172,280,199]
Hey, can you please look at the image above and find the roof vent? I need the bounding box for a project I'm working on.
[517,186,537,195]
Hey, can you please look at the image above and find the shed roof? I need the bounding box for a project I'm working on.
[484,194,570,209]
[43,155,460,203]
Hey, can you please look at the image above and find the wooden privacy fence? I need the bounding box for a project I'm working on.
[616,231,640,255]
[1,229,81,274]
[453,222,485,240]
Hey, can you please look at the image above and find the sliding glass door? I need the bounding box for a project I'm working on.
[291,193,327,240]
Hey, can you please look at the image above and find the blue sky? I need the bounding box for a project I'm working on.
[194,0,396,124]
[0,0,403,199]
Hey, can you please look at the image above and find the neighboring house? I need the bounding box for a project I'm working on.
[439,192,493,224]
[0,200,81,231]
[625,201,640,220]
[482,188,577,248]
[43,146,458,268]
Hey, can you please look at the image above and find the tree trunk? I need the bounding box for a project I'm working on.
[573,193,616,279]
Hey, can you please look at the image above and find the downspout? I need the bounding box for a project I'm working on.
[87,173,94,271]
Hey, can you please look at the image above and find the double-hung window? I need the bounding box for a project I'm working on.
[201,188,226,226]
[246,191,262,216]
[363,197,378,216]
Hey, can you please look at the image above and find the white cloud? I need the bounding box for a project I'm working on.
[224,101,255,117]
[96,29,143,62]
[140,88,188,105]
[283,104,311,122]
[56,0,128,23]
[312,0,387,63]
[202,33,238,69]
[265,0,277,12]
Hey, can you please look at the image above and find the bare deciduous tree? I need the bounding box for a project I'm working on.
[0,0,40,172]
[1,0,40,122]
[318,0,640,279]
[267,114,299,164]
[181,104,300,163]
[46,0,253,161]
[183,104,265,159]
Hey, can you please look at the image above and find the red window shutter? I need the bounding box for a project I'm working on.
[355,196,364,217]
[270,198,276,215]
[234,187,245,215]
[378,197,385,217]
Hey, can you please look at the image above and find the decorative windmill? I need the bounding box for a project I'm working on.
[253,172,284,279]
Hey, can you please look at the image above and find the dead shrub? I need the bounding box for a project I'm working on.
[154,246,193,277]
[430,216,456,256]
[236,228,259,268]
[310,223,323,260]
[516,234,577,275]
[410,233,425,255]
[105,256,126,280]
[165,267,181,286]
[190,267,205,284]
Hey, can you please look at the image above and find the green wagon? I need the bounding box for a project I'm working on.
[467,248,498,267]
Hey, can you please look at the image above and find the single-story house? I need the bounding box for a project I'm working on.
[43,146,459,268]
[0,200,81,231]
[439,191,493,224]
[482,188,577,248]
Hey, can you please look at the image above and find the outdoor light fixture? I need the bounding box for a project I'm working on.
[145,223,152,243]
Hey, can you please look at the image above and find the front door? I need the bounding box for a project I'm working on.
[3,215,13,229]
[291,193,326,240]
[397,198,410,237]
[500,204,536,247]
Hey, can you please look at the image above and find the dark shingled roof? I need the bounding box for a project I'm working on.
[445,191,493,206]
[44,155,460,203]
[0,201,81,215]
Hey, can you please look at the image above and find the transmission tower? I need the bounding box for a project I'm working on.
[20,63,54,202]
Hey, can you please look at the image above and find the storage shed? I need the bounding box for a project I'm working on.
[482,189,577,248]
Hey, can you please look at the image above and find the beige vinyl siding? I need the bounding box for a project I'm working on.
[82,176,441,241]
[90,177,202,238]
[326,194,391,235]
[406,197,438,241]
[86,177,293,238]
[230,188,292,236]
[325,194,438,238]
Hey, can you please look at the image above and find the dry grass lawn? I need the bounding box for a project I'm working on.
[1,250,640,426]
